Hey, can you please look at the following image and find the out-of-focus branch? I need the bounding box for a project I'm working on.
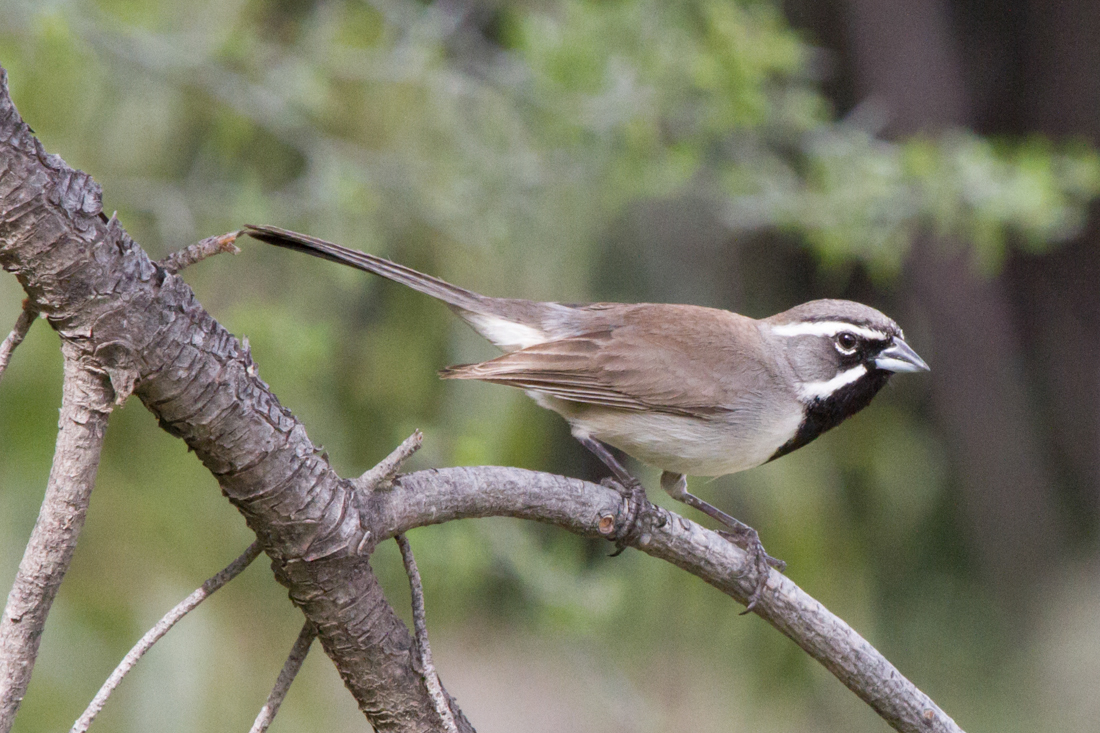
[248,621,316,733]
[0,303,36,383]
[0,346,113,733]
[71,543,263,733]
[362,466,966,733]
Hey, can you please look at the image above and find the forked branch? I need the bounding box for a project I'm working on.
[0,64,472,733]
[361,467,965,733]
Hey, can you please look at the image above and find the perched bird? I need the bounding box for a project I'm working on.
[245,225,929,609]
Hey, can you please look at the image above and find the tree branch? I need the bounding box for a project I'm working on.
[0,345,113,733]
[157,231,241,275]
[352,430,423,493]
[363,467,965,733]
[0,65,471,733]
[395,534,458,733]
[0,62,961,733]
[0,303,35,383]
[71,543,263,733]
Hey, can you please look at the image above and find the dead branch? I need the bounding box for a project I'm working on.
[0,65,472,733]
[157,231,241,274]
[352,430,423,493]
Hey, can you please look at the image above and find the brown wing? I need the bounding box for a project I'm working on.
[439,304,771,417]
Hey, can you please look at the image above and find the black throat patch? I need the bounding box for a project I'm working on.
[768,368,892,461]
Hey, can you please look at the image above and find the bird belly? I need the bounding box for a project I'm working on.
[556,404,804,477]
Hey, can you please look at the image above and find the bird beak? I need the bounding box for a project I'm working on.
[874,337,930,373]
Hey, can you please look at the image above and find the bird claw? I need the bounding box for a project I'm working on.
[600,477,650,555]
[716,527,785,613]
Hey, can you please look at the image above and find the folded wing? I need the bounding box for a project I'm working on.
[440,307,768,418]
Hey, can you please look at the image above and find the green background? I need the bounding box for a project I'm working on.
[2,1,1099,731]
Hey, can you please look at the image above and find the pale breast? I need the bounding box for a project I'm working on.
[548,398,805,477]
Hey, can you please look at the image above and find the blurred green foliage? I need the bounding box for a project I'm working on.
[1,0,1096,732]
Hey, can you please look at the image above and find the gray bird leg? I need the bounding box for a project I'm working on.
[574,436,650,554]
[660,471,784,612]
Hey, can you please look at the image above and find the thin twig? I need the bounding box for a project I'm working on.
[157,231,241,274]
[0,303,36,383]
[351,430,423,492]
[395,534,458,733]
[249,621,316,733]
[0,351,112,733]
[70,542,263,733]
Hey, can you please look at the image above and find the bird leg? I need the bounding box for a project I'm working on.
[575,436,653,554]
[660,471,785,612]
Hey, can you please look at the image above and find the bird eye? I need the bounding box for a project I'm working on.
[835,332,859,353]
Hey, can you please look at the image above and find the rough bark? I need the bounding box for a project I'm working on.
[0,66,470,733]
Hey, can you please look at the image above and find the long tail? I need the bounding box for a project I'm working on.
[245,225,491,314]
[244,225,554,351]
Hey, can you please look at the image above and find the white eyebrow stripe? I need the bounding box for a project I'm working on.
[771,321,890,341]
[797,364,868,402]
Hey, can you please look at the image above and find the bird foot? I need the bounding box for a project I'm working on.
[716,527,786,613]
[599,477,659,555]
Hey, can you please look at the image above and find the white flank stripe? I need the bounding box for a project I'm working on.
[465,314,547,351]
[798,364,868,402]
[771,321,889,341]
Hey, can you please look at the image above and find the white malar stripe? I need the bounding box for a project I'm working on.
[771,321,889,341]
[798,364,868,402]
[465,314,548,351]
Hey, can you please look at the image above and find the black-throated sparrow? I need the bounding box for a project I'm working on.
[245,225,929,609]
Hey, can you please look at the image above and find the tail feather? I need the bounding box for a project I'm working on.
[245,225,585,351]
[247,224,492,312]
[245,225,489,314]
